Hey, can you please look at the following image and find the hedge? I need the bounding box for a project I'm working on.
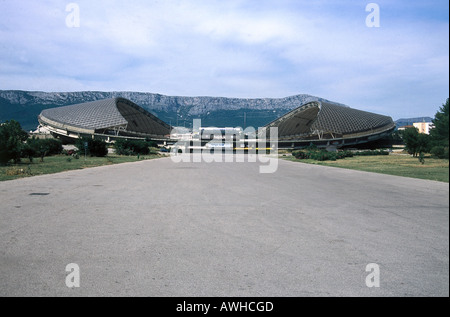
[293,149,389,162]
[114,139,150,156]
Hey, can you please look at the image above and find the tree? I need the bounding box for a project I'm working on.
[402,127,420,157]
[21,143,37,163]
[417,133,431,155]
[430,145,449,159]
[0,120,28,165]
[75,137,108,157]
[26,137,63,162]
[430,98,449,148]
[402,127,431,157]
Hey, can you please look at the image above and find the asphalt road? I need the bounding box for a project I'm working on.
[0,156,448,297]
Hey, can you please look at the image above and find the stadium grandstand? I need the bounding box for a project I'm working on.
[260,101,395,149]
[38,98,172,143]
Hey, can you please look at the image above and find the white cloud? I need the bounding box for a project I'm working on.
[0,0,448,118]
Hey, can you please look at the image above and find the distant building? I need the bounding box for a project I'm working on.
[28,125,54,140]
[397,122,434,135]
[413,121,434,135]
[30,125,51,135]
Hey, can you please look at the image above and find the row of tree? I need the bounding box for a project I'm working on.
[0,120,161,165]
[74,138,158,157]
[402,98,449,159]
[0,120,64,165]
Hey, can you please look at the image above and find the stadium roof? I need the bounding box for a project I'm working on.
[262,101,395,141]
[38,98,171,139]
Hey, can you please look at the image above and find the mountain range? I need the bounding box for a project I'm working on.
[0,90,430,132]
[0,90,336,131]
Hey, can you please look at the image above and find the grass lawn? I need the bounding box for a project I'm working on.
[0,154,162,182]
[284,154,449,183]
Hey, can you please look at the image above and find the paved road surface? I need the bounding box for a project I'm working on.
[0,156,448,296]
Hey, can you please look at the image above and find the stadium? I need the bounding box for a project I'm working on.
[38,98,172,143]
[38,98,395,149]
[260,101,396,149]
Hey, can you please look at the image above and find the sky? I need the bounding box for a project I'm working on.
[0,0,448,120]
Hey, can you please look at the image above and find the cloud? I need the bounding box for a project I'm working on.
[0,0,448,119]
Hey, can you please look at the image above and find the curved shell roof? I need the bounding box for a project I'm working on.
[40,98,128,131]
[313,102,394,135]
[264,101,395,139]
[38,98,171,137]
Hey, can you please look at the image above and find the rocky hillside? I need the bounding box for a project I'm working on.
[0,90,338,131]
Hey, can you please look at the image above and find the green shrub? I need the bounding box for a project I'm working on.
[76,138,108,157]
[292,150,306,159]
[293,148,388,161]
[26,137,63,161]
[114,139,150,156]
[336,151,350,160]
[318,151,336,161]
[431,146,444,159]
[300,150,337,161]
[42,139,63,155]
[322,152,336,161]
[145,139,159,148]
[309,151,324,161]
[430,146,449,159]
[21,143,36,163]
[88,139,108,157]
